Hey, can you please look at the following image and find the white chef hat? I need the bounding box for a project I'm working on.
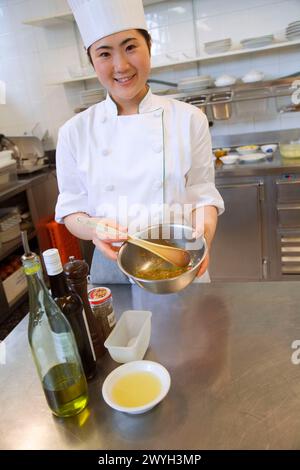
[68,0,148,49]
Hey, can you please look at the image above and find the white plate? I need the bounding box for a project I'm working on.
[239,152,266,163]
[102,360,171,414]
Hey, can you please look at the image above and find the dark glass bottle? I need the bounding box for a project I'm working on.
[63,256,106,359]
[21,232,88,418]
[43,249,97,380]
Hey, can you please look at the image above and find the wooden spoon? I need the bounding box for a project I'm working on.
[77,217,191,268]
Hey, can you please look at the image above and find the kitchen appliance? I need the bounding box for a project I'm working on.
[0,134,21,162]
[0,135,47,173]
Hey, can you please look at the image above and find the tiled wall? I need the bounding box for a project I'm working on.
[0,0,299,147]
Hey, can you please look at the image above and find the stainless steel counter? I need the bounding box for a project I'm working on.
[1,282,300,450]
[215,150,300,178]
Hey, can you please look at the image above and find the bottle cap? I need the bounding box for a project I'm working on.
[63,256,89,280]
[88,287,112,306]
[43,248,63,276]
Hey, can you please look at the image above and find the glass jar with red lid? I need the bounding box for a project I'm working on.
[88,287,116,340]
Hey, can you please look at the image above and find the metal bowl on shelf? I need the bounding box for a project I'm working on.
[117,223,207,295]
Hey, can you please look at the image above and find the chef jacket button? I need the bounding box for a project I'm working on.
[153,143,163,153]
[102,149,110,156]
[100,115,107,123]
[104,184,115,192]
[153,181,162,190]
[154,111,161,118]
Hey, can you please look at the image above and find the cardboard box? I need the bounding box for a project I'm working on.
[3,267,27,305]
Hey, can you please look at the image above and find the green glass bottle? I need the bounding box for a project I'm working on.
[21,232,88,418]
[42,248,97,380]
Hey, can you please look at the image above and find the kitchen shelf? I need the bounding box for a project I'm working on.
[0,230,36,262]
[48,39,300,86]
[23,12,73,27]
[172,77,299,102]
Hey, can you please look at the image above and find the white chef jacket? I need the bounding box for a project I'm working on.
[55,88,224,230]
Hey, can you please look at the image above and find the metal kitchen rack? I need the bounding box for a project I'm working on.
[73,77,299,114]
[165,77,299,105]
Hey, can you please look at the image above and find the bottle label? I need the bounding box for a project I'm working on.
[52,332,74,361]
[107,311,116,328]
[82,308,97,361]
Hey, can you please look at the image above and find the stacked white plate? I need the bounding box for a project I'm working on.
[80,88,106,107]
[286,20,300,40]
[178,75,213,91]
[204,38,232,55]
[241,34,274,49]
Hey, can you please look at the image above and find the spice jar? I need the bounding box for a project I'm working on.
[88,287,116,340]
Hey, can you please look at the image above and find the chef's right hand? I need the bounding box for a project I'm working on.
[92,218,128,261]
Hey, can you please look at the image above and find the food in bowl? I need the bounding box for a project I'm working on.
[111,371,161,407]
[117,224,207,294]
[132,254,191,280]
[236,145,259,155]
[279,142,300,158]
[102,360,171,414]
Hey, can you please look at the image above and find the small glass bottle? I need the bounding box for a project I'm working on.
[88,287,116,340]
[43,248,97,380]
[21,232,88,418]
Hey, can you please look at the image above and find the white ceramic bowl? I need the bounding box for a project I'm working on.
[215,74,236,87]
[260,144,278,153]
[242,70,264,83]
[220,154,239,164]
[104,310,152,363]
[102,360,171,414]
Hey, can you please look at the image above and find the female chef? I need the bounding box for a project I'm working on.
[55,0,224,284]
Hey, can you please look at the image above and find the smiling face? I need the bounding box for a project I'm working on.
[89,29,151,114]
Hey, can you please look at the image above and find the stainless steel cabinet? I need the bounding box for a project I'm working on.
[210,181,266,280]
[276,175,300,277]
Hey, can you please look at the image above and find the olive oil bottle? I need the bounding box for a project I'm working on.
[21,232,88,418]
[43,249,97,380]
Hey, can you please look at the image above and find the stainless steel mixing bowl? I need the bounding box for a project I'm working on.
[117,224,207,294]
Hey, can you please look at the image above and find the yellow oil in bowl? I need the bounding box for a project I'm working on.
[112,371,161,408]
